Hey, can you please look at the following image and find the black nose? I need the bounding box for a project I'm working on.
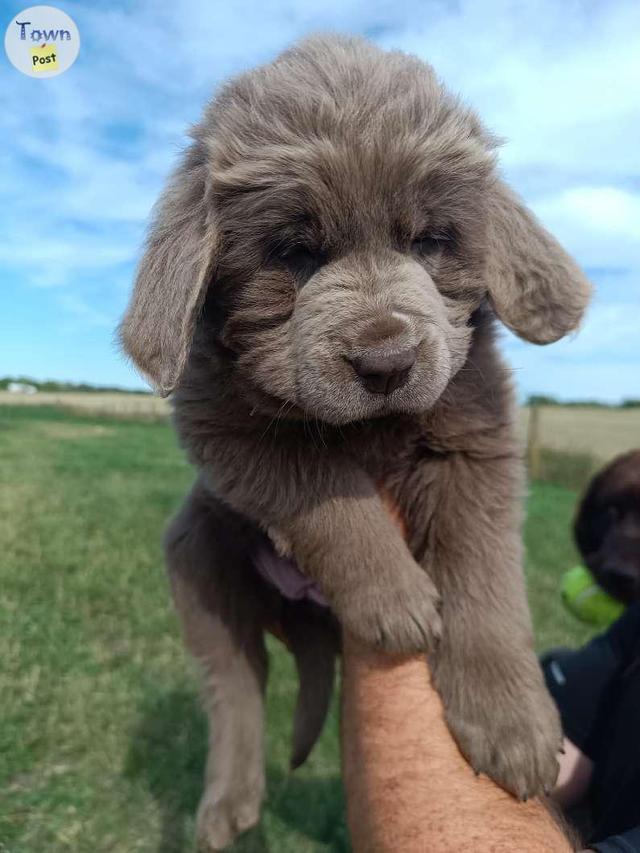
[349,347,417,395]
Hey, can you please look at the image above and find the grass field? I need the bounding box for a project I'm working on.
[0,405,598,852]
[2,390,638,463]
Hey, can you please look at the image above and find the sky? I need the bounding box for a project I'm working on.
[2,0,639,400]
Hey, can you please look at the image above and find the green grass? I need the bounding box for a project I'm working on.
[530,447,598,493]
[0,406,595,852]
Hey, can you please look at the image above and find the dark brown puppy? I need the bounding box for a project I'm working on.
[120,35,591,850]
[575,450,640,604]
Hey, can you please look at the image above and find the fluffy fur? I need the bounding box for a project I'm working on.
[575,450,640,604]
[120,34,591,850]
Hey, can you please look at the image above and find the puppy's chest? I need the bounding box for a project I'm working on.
[345,417,440,480]
[345,422,445,557]
[259,427,444,593]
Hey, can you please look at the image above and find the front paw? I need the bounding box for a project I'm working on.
[340,567,442,654]
[437,655,562,800]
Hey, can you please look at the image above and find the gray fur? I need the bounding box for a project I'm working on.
[120,34,591,850]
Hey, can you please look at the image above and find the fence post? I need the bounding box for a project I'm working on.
[527,403,542,480]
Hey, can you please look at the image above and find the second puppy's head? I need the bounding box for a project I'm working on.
[121,35,590,424]
[575,451,640,604]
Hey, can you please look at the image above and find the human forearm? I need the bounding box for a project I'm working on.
[341,632,574,853]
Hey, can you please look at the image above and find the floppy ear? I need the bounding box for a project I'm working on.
[486,180,591,344]
[119,143,216,395]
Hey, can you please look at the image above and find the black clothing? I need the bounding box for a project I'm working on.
[542,604,640,852]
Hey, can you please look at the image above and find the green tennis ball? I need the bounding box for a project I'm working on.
[561,565,625,628]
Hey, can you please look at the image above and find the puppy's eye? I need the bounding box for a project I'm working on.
[279,246,327,286]
[410,231,452,257]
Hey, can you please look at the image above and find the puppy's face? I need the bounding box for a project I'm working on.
[213,134,490,424]
[120,36,591,416]
[575,451,640,604]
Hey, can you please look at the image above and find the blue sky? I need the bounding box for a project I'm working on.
[2,0,639,400]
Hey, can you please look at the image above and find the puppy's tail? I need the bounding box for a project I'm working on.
[281,601,338,769]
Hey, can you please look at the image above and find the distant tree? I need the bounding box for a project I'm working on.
[525,395,634,409]
[564,399,611,408]
[0,376,151,394]
[526,394,559,407]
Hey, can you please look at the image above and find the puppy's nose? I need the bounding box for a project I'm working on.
[349,347,416,395]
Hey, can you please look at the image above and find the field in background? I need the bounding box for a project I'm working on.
[518,405,640,463]
[0,404,598,852]
[2,390,638,464]
[0,391,167,420]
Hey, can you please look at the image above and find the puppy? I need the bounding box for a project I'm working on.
[120,35,591,850]
[575,450,640,604]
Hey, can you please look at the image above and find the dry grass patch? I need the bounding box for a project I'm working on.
[37,423,116,439]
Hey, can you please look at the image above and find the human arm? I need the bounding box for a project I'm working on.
[554,736,594,810]
[341,632,574,852]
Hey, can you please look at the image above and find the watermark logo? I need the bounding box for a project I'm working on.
[5,6,79,78]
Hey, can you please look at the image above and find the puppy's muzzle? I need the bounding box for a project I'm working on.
[347,346,416,395]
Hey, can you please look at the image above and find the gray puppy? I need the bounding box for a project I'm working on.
[120,35,591,851]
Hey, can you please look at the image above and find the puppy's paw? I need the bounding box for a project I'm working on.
[438,659,562,800]
[341,567,442,654]
[196,785,262,852]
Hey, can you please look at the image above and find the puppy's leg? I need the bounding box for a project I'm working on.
[165,487,268,852]
[424,451,562,800]
[198,435,441,655]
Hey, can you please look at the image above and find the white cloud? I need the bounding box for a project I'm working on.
[2,0,639,396]
[536,187,640,241]
[381,0,640,173]
[530,187,640,270]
